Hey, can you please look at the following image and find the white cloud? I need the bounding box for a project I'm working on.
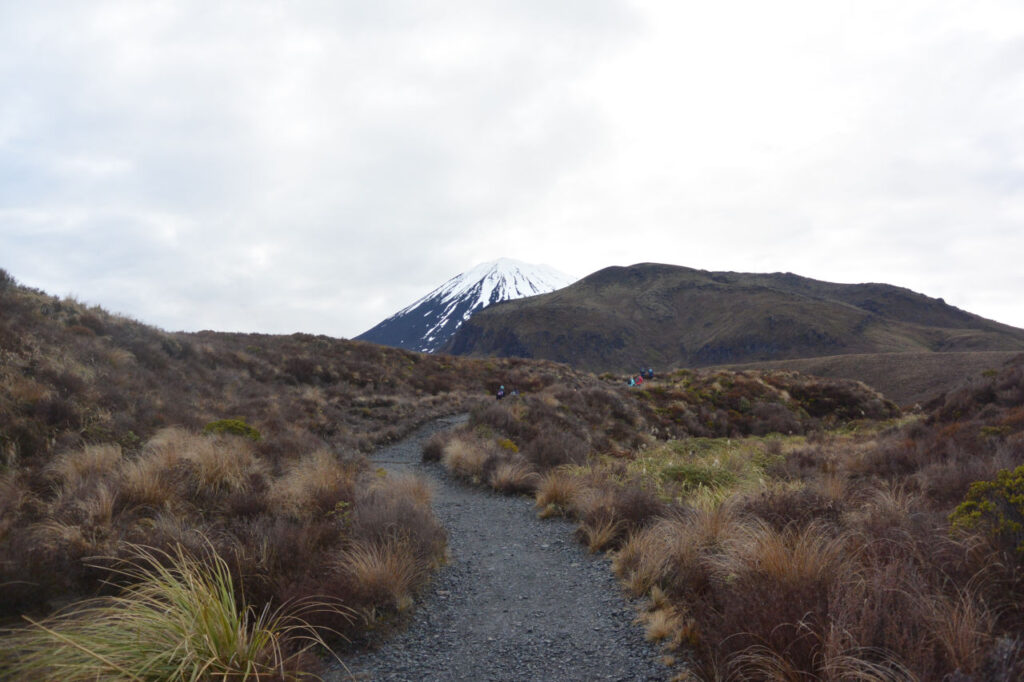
[1,0,1022,336]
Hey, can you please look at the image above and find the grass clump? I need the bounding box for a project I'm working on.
[0,542,341,680]
[660,462,736,493]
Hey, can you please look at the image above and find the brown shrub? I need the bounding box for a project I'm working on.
[523,426,589,470]
[349,481,447,571]
[421,431,450,463]
[739,485,844,532]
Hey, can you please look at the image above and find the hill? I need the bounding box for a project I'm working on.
[0,268,591,638]
[717,350,1024,407]
[445,263,1024,384]
[5,266,1024,679]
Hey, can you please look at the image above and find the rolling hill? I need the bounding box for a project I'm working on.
[444,263,1024,398]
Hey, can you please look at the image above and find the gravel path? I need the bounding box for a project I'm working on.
[328,415,672,682]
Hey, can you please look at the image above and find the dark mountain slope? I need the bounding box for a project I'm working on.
[445,263,1024,373]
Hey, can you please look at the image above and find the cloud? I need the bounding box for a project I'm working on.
[1,1,1022,336]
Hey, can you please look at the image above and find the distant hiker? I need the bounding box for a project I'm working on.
[646,368,654,380]
[628,377,635,387]
[496,385,506,400]
[636,374,644,385]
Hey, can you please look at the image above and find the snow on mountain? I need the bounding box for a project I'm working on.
[356,258,576,353]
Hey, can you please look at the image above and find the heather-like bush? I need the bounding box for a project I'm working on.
[202,417,261,441]
[950,464,1024,560]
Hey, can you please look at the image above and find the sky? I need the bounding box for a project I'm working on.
[2,0,1022,337]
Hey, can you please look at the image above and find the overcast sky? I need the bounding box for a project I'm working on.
[2,1,1022,337]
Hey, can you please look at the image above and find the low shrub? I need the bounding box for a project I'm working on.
[950,464,1024,561]
[202,418,261,441]
[421,431,449,463]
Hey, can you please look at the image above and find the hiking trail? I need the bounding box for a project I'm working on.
[328,415,670,681]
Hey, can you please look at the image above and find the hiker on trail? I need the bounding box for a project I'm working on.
[628,377,635,387]
[636,374,644,385]
[646,368,654,380]
[496,385,506,400]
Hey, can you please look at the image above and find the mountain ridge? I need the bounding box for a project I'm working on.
[444,262,1024,373]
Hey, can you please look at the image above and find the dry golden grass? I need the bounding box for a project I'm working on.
[104,347,135,368]
[140,427,193,470]
[337,536,421,614]
[30,520,89,555]
[119,429,267,505]
[642,607,682,643]
[119,457,173,508]
[812,472,848,504]
[441,438,489,483]
[577,516,624,554]
[271,449,356,519]
[926,586,996,675]
[48,444,123,489]
[78,482,118,527]
[374,472,434,507]
[717,520,847,585]
[535,469,583,518]
[614,507,744,597]
[488,461,540,494]
[188,434,261,495]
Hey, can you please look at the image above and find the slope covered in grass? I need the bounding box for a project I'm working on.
[718,349,1024,406]
[435,354,1024,679]
[0,269,596,664]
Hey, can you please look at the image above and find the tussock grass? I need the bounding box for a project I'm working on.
[337,535,422,614]
[488,460,540,494]
[271,449,357,520]
[717,520,847,586]
[119,457,173,508]
[49,444,123,489]
[642,607,682,643]
[535,469,584,518]
[577,515,624,554]
[142,428,261,496]
[925,586,996,675]
[0,543,343,681]
[377,472,434,507]
[441,438,489,483]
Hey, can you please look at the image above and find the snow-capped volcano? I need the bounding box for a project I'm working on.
[356,258,576,352]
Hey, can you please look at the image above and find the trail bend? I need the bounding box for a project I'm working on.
[329,415,668,682]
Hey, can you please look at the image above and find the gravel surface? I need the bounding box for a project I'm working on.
[327,415,673,682]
